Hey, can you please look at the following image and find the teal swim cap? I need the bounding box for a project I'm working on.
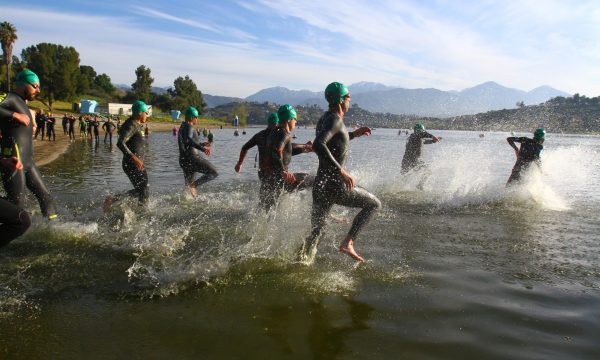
[185,106,199,119]
[132,100,148,115]
[534,128,546,140]
[277,104,297,122]
[16,69,40,86]
[267,112,279,125]
[414,123,425,132]
[325,82,349,104]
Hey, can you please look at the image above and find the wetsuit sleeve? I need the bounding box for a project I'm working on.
[422,131,436,144]
[117,122,138,158]
[241,131,261,152]
[313,116,345,172]
[0,97,20,122]
[182,124,206,151]
[291,143,306,155]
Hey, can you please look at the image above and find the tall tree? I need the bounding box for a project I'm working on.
[21,43,80,111]
[77,65,97,94]
[94,73,115,94]
[131,65,153,103]
[168,75,206,113]
[0,22,18,92]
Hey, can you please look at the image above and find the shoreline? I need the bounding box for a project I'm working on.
[34,121,182,167]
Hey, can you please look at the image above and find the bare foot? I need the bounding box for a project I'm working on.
[339,239,365,262]
[187,185,198,199]
[329,213,349,224]
[102,195,114,213]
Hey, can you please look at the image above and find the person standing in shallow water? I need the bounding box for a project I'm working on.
[114,100,150,205]
[102,116,117,145]
[0,69,58,220]
[178,106,218,198]
[506,128,545,186]
[298,82,381,263]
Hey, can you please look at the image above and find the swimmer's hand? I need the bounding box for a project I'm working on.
[234,162,242,173]
[432,136,442,142]
[284,171,297,184]
[132,155,144,170]
[202,143,212,156]
[304,141,313,153]
[12,112,30,127]
[0,156,22,171]
[352,127,371,138]
[340,168,355,191]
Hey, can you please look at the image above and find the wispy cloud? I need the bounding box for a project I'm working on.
[2,1,600,96]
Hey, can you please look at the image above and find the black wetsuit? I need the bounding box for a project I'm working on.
[239,128,275,209]
[300,111,381,258]
[262,127,313,211]
[34,112,45,140]
[92,119,100,142]
[0,93,57,217]
[401,131,435,173]
[68,116,76,140]
[102,120,116,144]
[506,137,543,185]
[177,121,218,189]
[116,117,148,203]
[62,115,68,135]
[0,197,31,247]
[46,116,56,141]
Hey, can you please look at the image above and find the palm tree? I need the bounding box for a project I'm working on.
[0,22,18,92]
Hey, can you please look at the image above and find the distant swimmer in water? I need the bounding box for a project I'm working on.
[0,70,58,220]
[506,128,545,186]
[298,82,381,263]
[401,123,441,189]
[0,156,32,248]
[235,112,279,208]
[106,100,150,208]
[178,106,218,198]
[262,104,313,212]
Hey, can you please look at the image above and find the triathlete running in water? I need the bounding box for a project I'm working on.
[235,112,279,208]
[298,82,381,263]
[0,70,58,219]
[401,123,441,173]
[112,100,150,205]
[178,106,218,198]
[0,156,32,248]
[506,128,545,186]
[262,104,313,211]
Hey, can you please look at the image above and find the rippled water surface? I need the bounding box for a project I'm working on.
[1,128,599,359]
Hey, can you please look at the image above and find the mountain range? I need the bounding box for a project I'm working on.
[119,81,570,117]
[244,81,570,117]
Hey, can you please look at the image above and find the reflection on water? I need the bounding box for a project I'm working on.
[1,129,600,358]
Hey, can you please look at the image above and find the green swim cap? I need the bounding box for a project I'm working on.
[132,100,148,115]
[325,82,349,104]
[414,123,425,132]
[185,106,199,119]
[16,69,40,86]
[534,128,546,140]
[277,104,297,122]
[267,112,279,125]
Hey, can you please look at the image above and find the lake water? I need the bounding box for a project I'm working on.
[1,127,599,359]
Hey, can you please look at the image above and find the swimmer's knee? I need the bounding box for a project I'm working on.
[18,210,32,233]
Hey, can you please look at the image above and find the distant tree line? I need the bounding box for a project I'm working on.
[0,22,206,115]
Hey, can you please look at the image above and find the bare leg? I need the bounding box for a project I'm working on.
[187,185,198,198]
[339,236,365,262]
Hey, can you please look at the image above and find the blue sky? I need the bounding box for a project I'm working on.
[3,0,600,97]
